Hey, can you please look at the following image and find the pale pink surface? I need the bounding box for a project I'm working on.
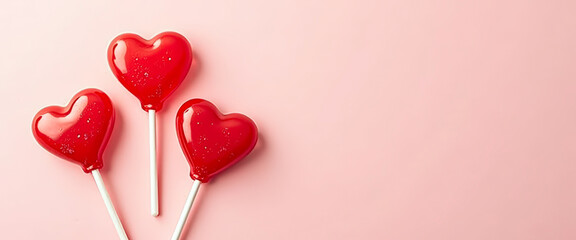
[1,0,576,239]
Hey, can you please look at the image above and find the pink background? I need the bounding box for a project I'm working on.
[1,0,576,239]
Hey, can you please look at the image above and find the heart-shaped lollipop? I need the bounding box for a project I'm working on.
[108,31,193,216]
[32,88,115,172]
[32,89,128,239]
[171,99,258,240]
[107,31,193,111]
[176,99,259,182]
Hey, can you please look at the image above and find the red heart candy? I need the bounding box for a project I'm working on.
[107,32,193,111]
[32,89,115,173]
[176,99,258,182]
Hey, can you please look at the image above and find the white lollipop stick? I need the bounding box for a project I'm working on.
[91,169,129,240]
[171,180,202,240]
[149,109,159,217]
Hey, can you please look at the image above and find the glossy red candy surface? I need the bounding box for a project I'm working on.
[32,89,115,173]
[176,99,258,182]
[107,32,193,111]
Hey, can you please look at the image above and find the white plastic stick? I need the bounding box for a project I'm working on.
[91,169,129,240]
[149,109,158,217]
[171,180,202,240]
